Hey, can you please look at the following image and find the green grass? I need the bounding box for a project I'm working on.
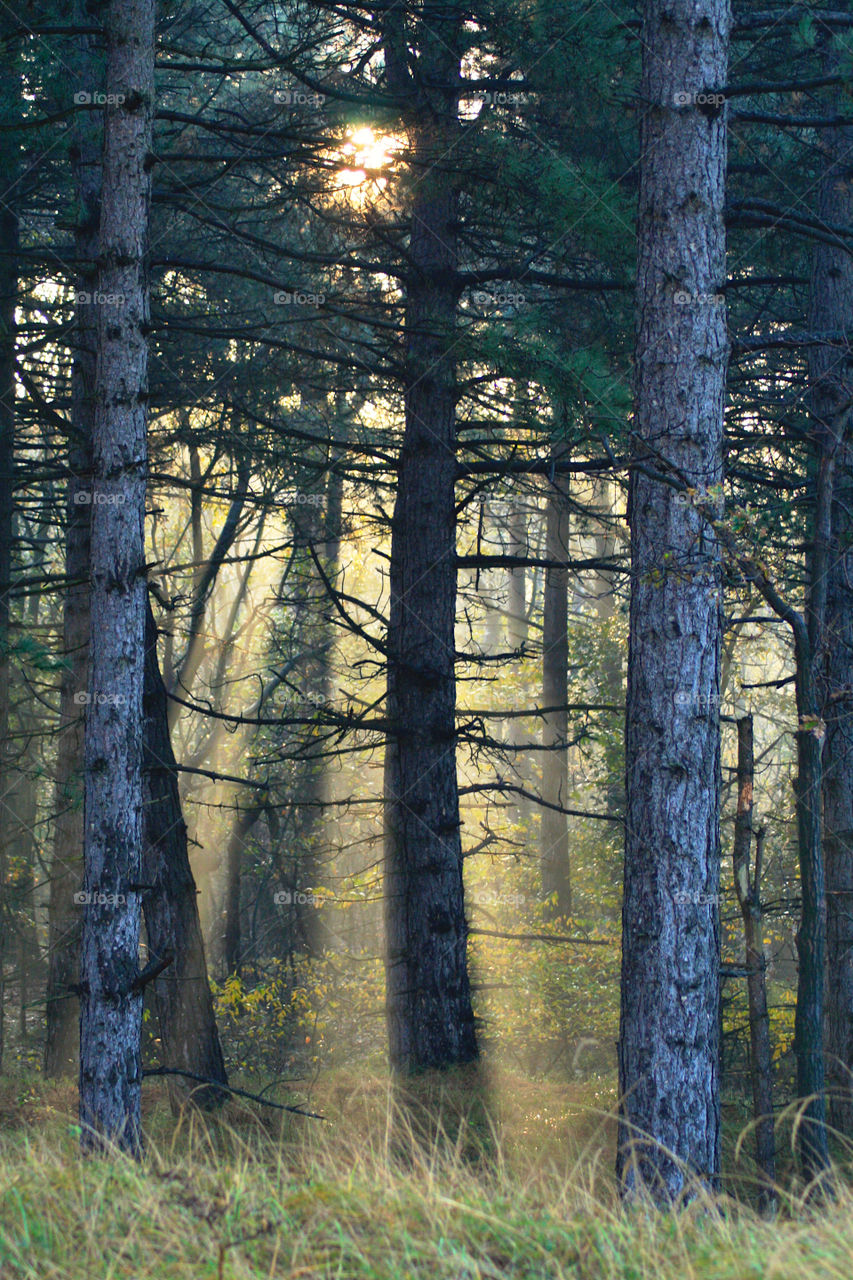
[1,1069,852,1279]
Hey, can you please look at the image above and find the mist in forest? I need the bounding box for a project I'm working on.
[2,1,853,1275]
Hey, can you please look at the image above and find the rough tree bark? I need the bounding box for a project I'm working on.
[78,0,155,1153]
[787,108,839,1171]
[732,715,775,1204]
[382,4,477,1071]
[792,633,830,1179]
[541,462,571,917]
[617,0,729,1201]
[809,76,853,1138]
[141,598,228,1109]
[44,5,101,1076]
[0,78,16,1077]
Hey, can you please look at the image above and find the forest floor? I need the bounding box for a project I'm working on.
[0,1066,851,1278]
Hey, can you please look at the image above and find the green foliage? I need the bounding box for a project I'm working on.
[213,951,387,1080]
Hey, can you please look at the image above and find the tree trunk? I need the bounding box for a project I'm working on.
[0,172,15,1081]
[617,0,729,1202]
[0,8,21,1074]
[223,800,262,975]
[732,715,775,1205]
[166,445,249,731]
[506,501,534,829]
[808,73,853,1137]
[285,390,339,960]
[383,9,477,1072]
[44,5,101,1076]
[541,462,571,917]
[507,503,528,651]
[823,473,853,1135]
[592,477,624,818]
[141,599,228,1109]
[790,145,839,1171]
[793,640,830,1179]
[78,0,155,1154]
[8,758,39,1046]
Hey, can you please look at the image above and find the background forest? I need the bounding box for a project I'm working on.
[2,0,853,1275]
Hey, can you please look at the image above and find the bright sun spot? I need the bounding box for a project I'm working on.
[339,126,401,189]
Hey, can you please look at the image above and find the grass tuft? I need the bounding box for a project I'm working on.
[1,1069,852,1278]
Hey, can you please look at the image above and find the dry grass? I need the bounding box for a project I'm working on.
[1,1068,852,1279]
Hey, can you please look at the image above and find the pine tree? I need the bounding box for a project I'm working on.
[617,0,730,1201]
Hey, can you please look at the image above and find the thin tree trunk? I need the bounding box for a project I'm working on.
[285,390,332,958]
[507,504,528,651]
[14,562,48,1043]
[705,490,831,1181]
[0,140,15,1080]
[793,636,831,1178]
[793,744,828,1171]
[285,406,346,961]
[9,759,39,1045]
[223,800,262,975]
[78,0,155,1154]
[541,462,571,917]
[617,0,729,1202]
[732,715,776,1205]
[506,501,534,829]
[0,9,21,1074]
[166,445,249,731]
[141,599,228,1110]
[808,68,853,1137]
[823,476,853,1135]
[0,182,15,1080]
[592,477,624,818]
[383,8,477,1072]
[44,4,101,1076]
[793,207,837,1175]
